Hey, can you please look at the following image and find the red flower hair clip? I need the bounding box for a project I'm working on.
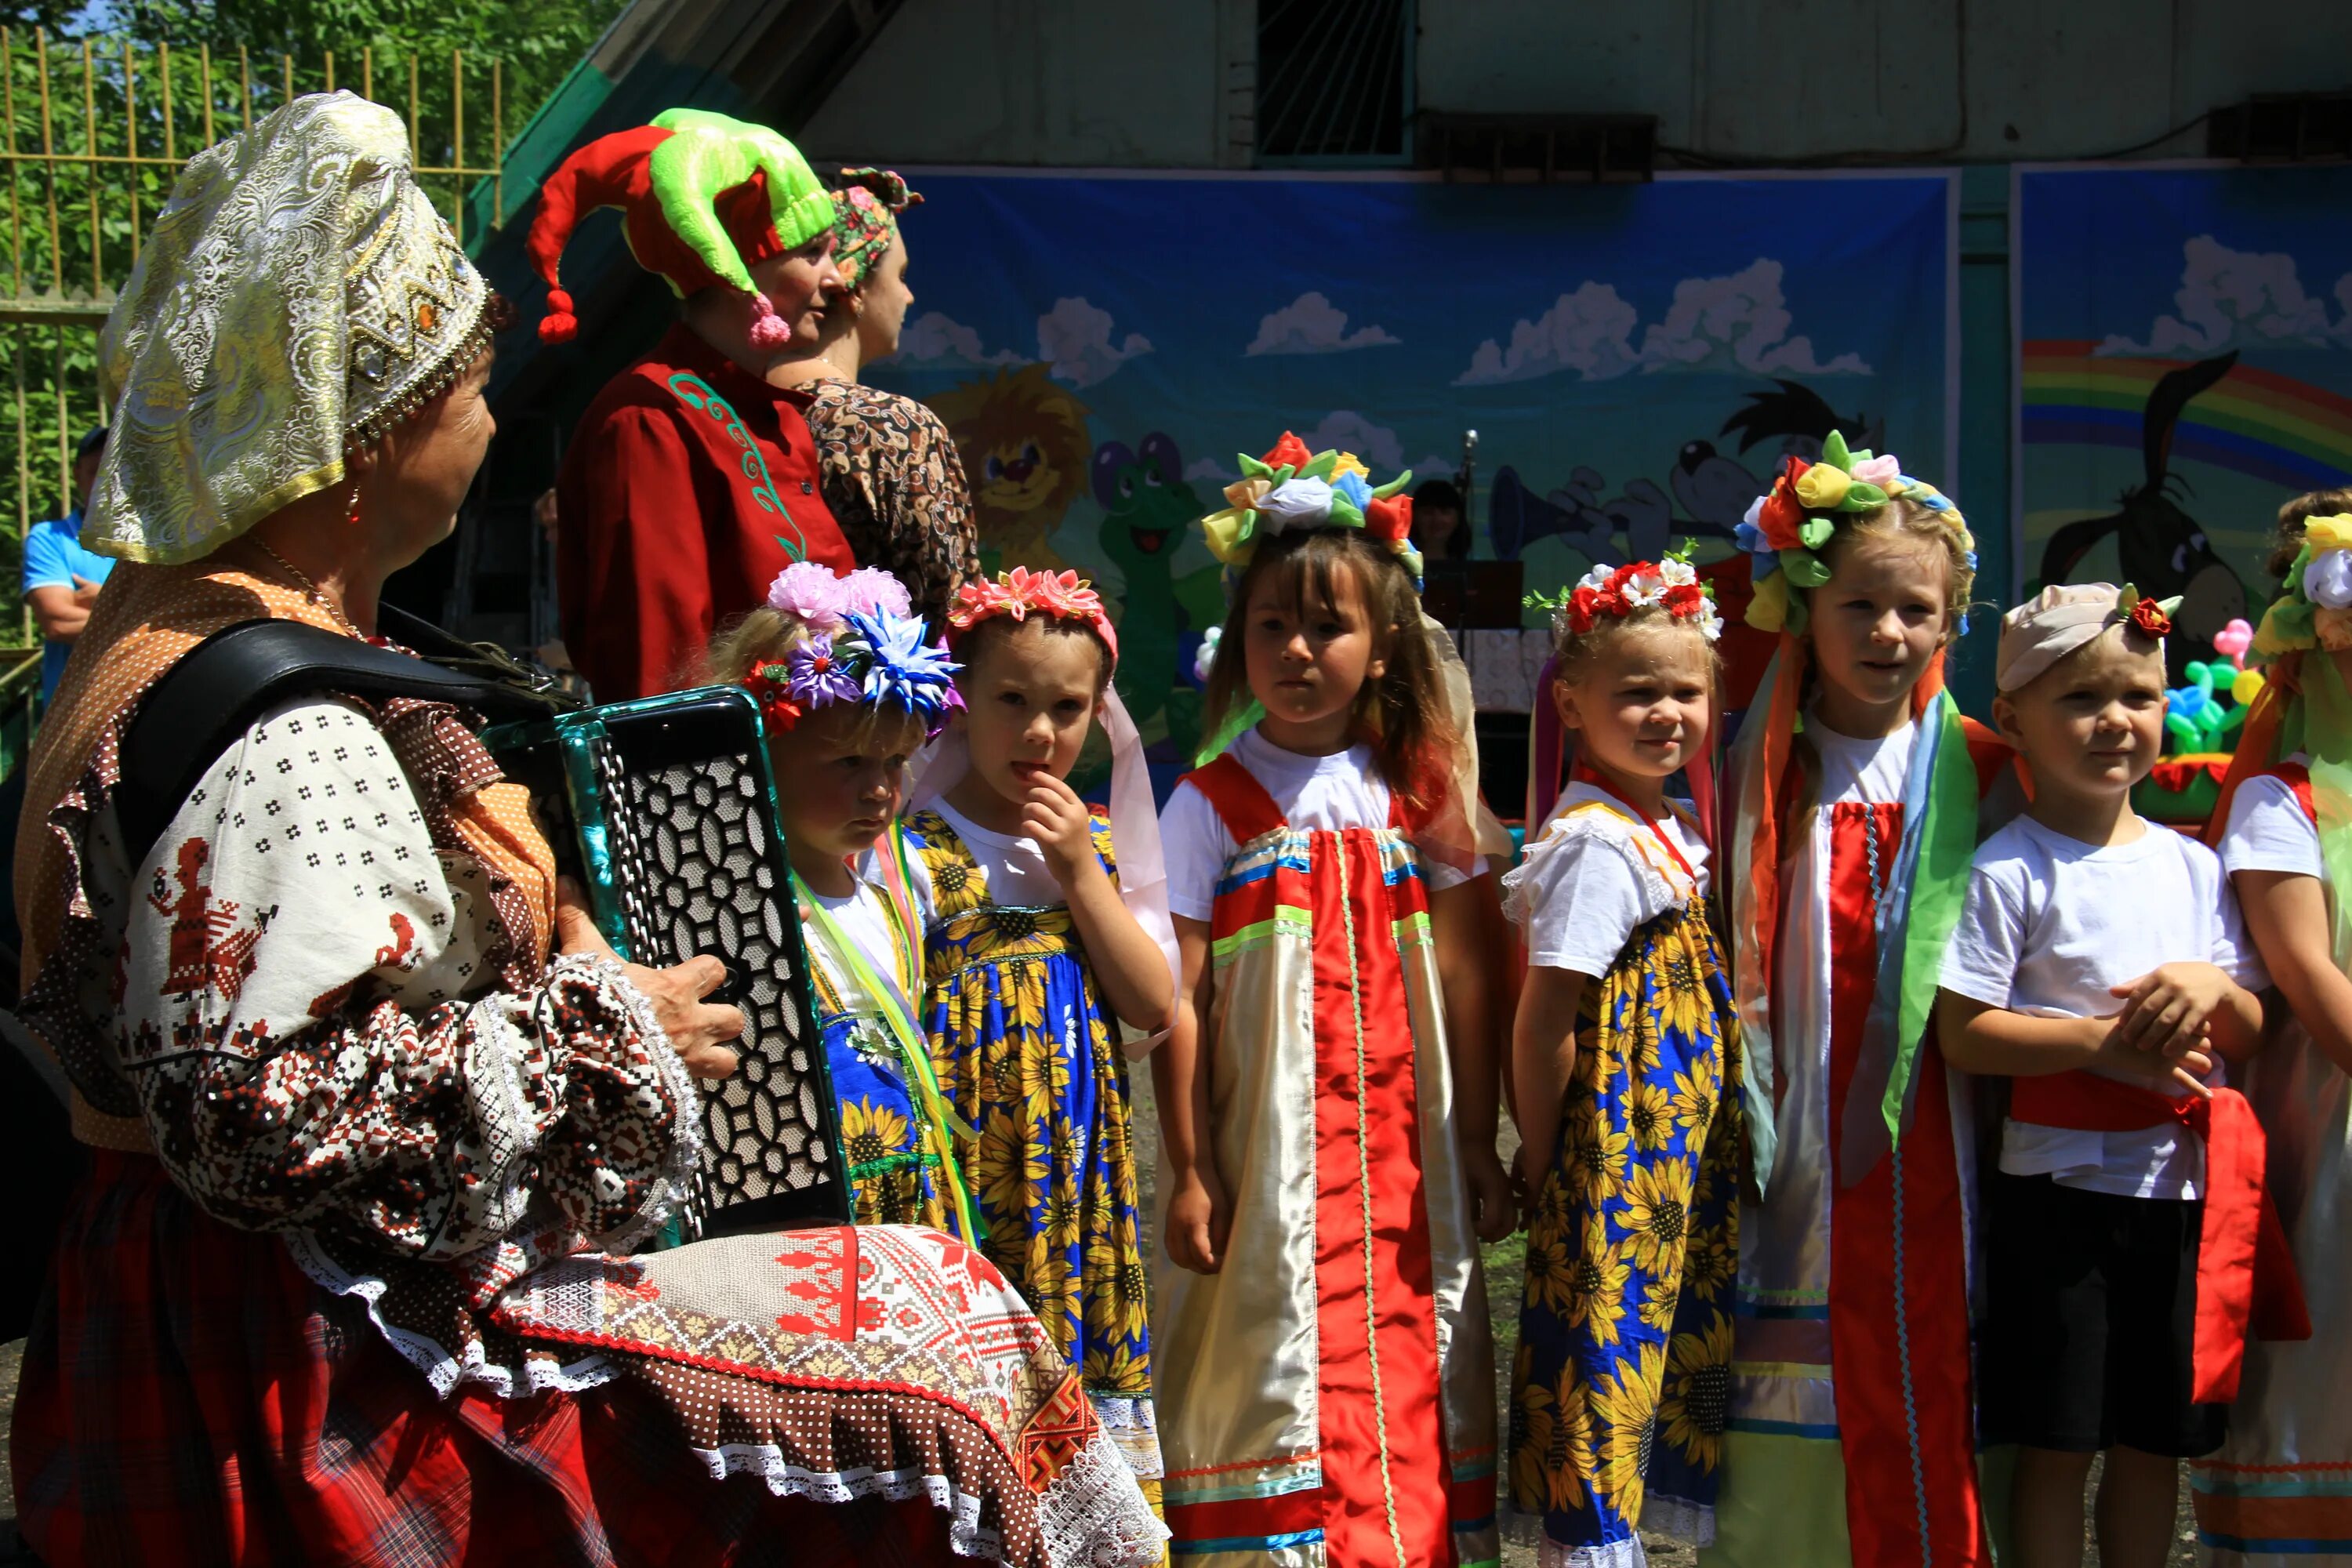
[2125,594,2173,640]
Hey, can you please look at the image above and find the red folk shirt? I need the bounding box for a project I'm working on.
[555,322,855,701]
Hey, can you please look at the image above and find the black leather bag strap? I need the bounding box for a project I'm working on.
[116,616,576,868]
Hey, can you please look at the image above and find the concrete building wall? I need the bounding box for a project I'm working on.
[800,0,2350,168]
[796,0,1257,167]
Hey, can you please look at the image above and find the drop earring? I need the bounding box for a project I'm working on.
[345,477,364,528]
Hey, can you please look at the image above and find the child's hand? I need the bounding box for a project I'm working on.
[1163,1163,1230,1275]
[1020,772,1098,887]
[2107,962,2237,1062]
[1461,1143,1518,1243]
[2096,1025,2216,1098]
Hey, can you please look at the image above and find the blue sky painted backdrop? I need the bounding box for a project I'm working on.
[2016,163,2352,666]
[863,169,1955,744]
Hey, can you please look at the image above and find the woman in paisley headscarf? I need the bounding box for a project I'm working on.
[770,169,980,624]
[9,92,1160,1568]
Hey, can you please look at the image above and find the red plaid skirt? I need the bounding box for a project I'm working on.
[13,1153,964,1567]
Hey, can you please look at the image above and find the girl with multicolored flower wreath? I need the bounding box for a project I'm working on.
[1709,435,2011,1568]
[1149,433,1508,1568]
[705,561,981,1238]
[895,566,1179,1501]
[1504,551,1744,1566]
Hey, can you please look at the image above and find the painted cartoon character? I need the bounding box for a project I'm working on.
[1091,432,1221,747]
[927,364,1092,568]
[2037,350,2246,676]
[1719,378,1883,468]
[1492,379,1880,561]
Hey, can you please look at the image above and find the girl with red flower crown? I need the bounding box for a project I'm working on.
[1504,551,1743,1566]
[1151,434,1512,1568]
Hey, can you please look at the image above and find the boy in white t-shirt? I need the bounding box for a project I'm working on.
[1937,583,2267,1568]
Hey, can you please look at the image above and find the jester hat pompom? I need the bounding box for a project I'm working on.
[525,107,832,350]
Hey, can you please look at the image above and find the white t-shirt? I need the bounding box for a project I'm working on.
[1506,783,1710,977]
[808,878,901,989]
[904,799,1076,925]
[1160,728,1482,922]
[1940,815,2267,1200]
[2219,756,2324,880]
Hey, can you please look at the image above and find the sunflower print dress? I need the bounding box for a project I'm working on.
[799,879,955,1230]
[1504,798,1740,1567]
[906,807,1162,1488]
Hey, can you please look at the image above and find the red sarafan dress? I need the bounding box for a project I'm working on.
[1709,707,2013,1568]
[1151,750,1497,1568]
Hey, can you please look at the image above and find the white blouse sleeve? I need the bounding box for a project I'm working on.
[2220,774,2325,880]
[1159,780,1234,924]
[1504,808,1679,978]
[115,697,699,1261]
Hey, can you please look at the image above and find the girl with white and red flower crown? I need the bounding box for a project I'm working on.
[705,561,982,1240]
[1709,436,2009,1568]
[1149,433,1512,1568]
[894,565,1180,1503]
[1504,548,1743,1567]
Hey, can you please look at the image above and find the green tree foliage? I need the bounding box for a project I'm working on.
[0,1,624,643]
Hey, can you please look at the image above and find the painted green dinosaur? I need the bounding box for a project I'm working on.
[1091,433,1225,755]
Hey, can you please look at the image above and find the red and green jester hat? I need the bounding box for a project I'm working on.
[531,107,861,701]
[527,106,835,348]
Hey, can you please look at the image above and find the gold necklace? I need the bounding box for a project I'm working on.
[253,537,365,638]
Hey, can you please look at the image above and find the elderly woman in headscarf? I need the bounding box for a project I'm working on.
[765,169,980,624]
[10,93,1160,1568]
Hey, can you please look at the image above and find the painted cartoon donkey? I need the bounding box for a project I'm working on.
[2036,350,2246,678]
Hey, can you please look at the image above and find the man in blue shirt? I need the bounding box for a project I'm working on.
[21,426,112,702]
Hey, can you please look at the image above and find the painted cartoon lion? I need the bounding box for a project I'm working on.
[927,364,1091,567]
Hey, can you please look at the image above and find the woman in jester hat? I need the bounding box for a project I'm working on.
[1151,433,1511,1568]
[2191,504,2352,1565]
[1705,433,2016,1568]
[533,107,861,702]
[11,93,1163,1568]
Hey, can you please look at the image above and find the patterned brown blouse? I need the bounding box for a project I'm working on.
[802,377,980,625]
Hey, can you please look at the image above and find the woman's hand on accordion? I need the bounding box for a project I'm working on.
[557,880,746,1080]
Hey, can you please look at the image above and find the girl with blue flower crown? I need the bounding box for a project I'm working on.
[706,561,983,1240]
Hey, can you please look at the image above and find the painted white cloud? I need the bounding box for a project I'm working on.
[1637,259,1872,376]
[1247,291,1400,356]
[1292,411,1410,470]
[1038,297,1152,388]
[894,310,1024,371]
[1454,260,1870,387]
[1455,281,1643,386]
[1184,456,1239,486]
[2096,235,2352,356]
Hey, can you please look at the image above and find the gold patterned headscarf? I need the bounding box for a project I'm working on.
[88,90,491,564]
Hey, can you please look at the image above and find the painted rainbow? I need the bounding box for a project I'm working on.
[2020,339,2352,492]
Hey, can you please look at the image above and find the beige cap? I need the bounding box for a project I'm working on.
[1996,582,2177,691]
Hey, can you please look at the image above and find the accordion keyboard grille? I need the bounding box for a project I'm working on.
[587,736,837,1233]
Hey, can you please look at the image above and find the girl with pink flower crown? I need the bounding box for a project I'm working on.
[705,561,982,1239]
[897,566,1181,1502]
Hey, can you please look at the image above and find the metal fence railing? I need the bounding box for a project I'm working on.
[0,32,511,643]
